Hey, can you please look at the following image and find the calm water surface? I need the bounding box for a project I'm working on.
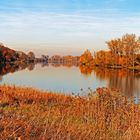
[0,63,140,98]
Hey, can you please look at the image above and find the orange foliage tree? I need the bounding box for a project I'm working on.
[80,50,94,66]
[94,51,115,67]
[106,34,140,67]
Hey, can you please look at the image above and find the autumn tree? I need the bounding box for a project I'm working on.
[122,34,140,67]
[28,51,35,62]
[94,50,106,66]
[80,50,94,66]
[106,34,140,67]
[94,50,115,67]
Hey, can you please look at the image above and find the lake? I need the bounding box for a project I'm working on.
[0,63,140,98]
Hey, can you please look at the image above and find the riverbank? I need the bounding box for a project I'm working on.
[0,86,140,139]
[95,65,140,71]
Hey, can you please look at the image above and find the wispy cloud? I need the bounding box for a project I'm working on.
[0,0,140,54]
[0,10,140,35]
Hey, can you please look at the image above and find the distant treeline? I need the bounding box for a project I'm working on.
[1,33,140,70]
[36,55,80,65]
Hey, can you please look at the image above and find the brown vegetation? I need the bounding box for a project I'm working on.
[80,34,140,70]
[0,43,35,64]
[0,86,140,139]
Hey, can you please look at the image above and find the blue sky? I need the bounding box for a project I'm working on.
[0,0,140,56]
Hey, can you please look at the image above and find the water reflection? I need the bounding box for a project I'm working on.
[79,65,93,75]
[0,62,140,98]
[0,63,35,75]
[92,68,140,98]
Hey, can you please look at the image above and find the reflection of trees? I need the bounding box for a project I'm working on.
[79,65,140,97]
[28,64,35,71]
[51,63,61,67]
[0,64,18,76]
[79,65,93,75]
[50,62,79,68]
[0,62,35,82]
[0,76,2,82]
[41,62,49,67]
[92,68,140,97]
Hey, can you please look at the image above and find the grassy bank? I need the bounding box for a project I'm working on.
[0,86,140,140]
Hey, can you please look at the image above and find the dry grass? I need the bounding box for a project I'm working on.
[0,85,140,140]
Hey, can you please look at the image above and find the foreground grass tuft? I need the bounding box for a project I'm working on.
[0,85,140,140]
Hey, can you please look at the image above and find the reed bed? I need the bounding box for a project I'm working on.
[0,85,140,140]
